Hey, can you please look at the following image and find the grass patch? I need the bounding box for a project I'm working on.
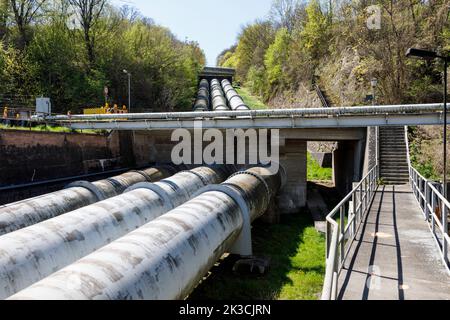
[189,213,326,300]
[307,153,333,181]
[236,87,269,110]
[0,123,105,135]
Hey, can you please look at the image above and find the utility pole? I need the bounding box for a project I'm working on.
[123,70,132,113]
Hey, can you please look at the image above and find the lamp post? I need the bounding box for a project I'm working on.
[406,48,448,201]
[407,49,449,258]
[123,69,132,113]
[371,78,378,106]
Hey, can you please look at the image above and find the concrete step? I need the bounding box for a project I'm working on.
[381,177,410,182]
[380,172,410,177]
[380,151,407,155]
[380,147,407,152]
[381,164,409,169]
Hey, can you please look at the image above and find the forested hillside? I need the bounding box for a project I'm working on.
[0,0,205,113]
[218,0,449,108]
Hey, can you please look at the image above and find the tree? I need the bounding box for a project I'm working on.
[9,0,47,48]
[269,0,298,32]
[265,27,290,88]
[0,0,8,40]
[68,0,106,66]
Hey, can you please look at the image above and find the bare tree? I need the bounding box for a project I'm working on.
[10,0,47,48]
[269,0,298,32]
[69,0,106,66]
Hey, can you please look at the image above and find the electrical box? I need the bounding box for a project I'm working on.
[36,98,51,115]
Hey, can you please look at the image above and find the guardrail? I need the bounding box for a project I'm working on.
[314,84,330,108]
[406,129,450,272]
[321,165,379,300]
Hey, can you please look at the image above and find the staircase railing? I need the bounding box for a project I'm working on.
[321,165,379,300]
[314,84,330,108]
[406,127,450,272]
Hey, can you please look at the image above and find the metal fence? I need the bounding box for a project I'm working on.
[407,131,450,276]
[321,165,379,300]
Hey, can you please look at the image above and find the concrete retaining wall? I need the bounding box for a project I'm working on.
[0,130,129,187]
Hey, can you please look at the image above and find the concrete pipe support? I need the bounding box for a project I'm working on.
[0,166,232,300]
[9,167,283,300]
[0,166,176,236]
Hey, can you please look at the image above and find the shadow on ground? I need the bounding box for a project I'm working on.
[189,183,341,301]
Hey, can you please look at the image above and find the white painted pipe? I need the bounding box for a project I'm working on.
[42,104,446,121]
[9,167,282,300]
[0,166,231,299]
[0,167,176,236]
[221,79,249,111]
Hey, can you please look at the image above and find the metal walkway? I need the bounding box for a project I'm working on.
[338,185,450,300]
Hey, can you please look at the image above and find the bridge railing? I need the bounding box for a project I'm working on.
[406,130,450,272]
[321,165,379,300]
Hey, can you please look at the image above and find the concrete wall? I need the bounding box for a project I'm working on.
[0,130,128,186]
[333,139,366,196]
[278,139,307,214]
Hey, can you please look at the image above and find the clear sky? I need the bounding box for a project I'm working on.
[111,0,274,66]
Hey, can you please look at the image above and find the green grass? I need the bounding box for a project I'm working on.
[190,213,326,300]
[237,87,269,110]
[0,124,105,135]
[307,153,333,181]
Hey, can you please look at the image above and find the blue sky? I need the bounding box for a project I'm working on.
[111,0,274,66]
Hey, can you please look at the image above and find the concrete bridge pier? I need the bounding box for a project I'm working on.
[278,139,307,214]
[333,140,366,197]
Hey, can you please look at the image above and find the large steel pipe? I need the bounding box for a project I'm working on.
[0,166,176,236]
[9,167,283,300]
[211,79,230,111]
[193,79,210,112]
[0,166,232,300]
[221,79,249,111]
[44,104,446,121]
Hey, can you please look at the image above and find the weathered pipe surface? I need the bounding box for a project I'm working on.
[0,167,175,237]
[9,167,282,300]
[221,79,249,111]
[0,166,230,300]
[193,79,210,112]
[211,79,230,111]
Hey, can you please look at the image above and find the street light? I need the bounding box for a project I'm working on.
[406,48,449,202]
[371,78,378,106]
[123,69,132,113]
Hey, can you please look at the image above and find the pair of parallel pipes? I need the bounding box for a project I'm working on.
[0,166,232,299]
[211,79,230,111]
[0,166,176,236]
[10,166,284,300]
[221,79,249,111]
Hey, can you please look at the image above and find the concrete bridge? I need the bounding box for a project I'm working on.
[1,72,448,300]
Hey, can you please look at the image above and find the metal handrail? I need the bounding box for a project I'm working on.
[314,84,330,108]
[406,129,450,272]
[321,165,379,300]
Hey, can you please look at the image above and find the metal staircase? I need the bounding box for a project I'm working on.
[379,126,410,185]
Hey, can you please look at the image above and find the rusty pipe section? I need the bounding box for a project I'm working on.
[0,166,231,300]
[9,166,283,300]
[0,166,176,236]
[221,79,249,111]
[193,79,210,112]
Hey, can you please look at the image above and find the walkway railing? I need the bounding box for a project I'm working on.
[321,165,379,300]
[407,130,450,272]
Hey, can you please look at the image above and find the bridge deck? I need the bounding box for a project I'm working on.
[338,185,450,300]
